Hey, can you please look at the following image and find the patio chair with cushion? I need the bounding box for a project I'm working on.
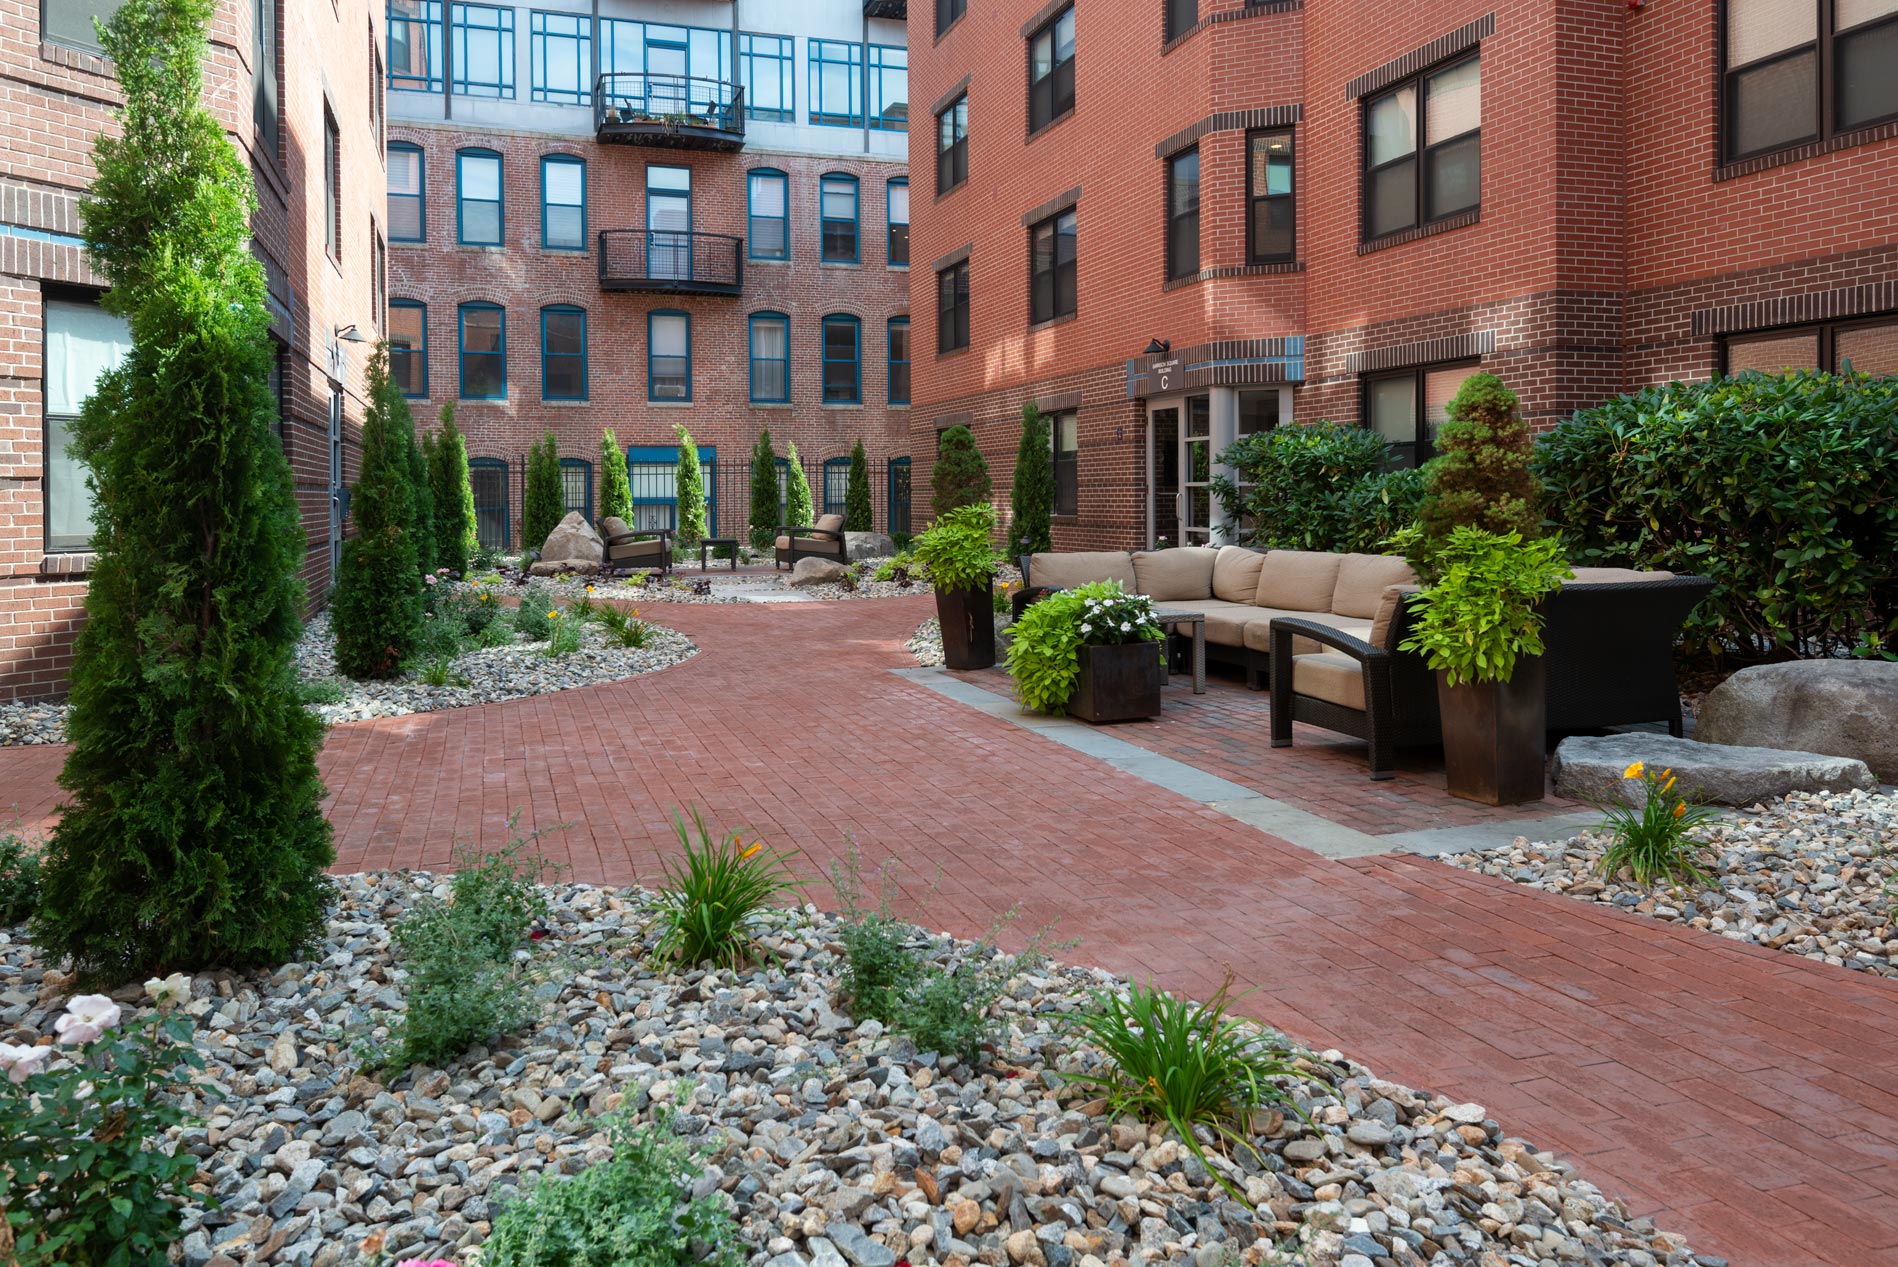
[601,516,672,576]
[776,513,848,569]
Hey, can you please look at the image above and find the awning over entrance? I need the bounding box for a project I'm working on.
[1125,335,1304,398]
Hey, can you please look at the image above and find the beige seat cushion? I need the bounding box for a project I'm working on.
[1293,653,1366,711]
[1368,584,1420,649]
[1211,546,1268,602]
[810,513,845,539]
[1029,551,1137,591]
[777,535,838,551]
[1256,550,1344,613]
[1242,611,1373,655]
[1331,553,1419,618]
[602,516,634,540]
[1202,606,1277,648]
[1569,566,1674,583]
[1132,547,1217,601]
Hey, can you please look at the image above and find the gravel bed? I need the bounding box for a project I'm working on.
[1443,789,1898,977]
[909,618,946,666]
[0,875,1704,1267]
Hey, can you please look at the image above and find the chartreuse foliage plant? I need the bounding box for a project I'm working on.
[428,401,476,575]
[600,427,634,527]
[1591,761,1720,889]
[651,807,803,969]
[1534,370,1898,661]
[1393,526,1571,686]
[673,424,707,546]
[1210,421,1424,556]
[523,431,564,554]
[482,1106,745,1267]
[34,0,333,985]
[931,423,991,517]
[748,428,779,549]
[911,501,996,593]
[330,344,425,679]
[1416,372,1542,557]
[1005,582,1164,716]
[844,438,874,532]
[1010,403,1054,557]
[0,979,203,1266]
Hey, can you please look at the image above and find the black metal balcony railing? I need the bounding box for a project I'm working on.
[598,230,743,295]
[863,0,908,16]
[594,73,746,149]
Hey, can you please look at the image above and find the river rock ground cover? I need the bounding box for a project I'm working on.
[1443,789,1897,978]
[0,875,1705,1267]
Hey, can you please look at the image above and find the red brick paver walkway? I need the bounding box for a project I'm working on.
[1,596,1893,1266]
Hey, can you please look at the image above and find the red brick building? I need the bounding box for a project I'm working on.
[905,0,1898,550]
[0,0,386,699]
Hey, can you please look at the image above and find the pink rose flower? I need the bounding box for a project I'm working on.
[0,1043,52,1084]
[54,994,121,1046]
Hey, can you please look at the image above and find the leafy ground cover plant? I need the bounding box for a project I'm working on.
[1393,526,1571,686]
[543,610,584,659]
[1006,582,1165,715]
[0,831,42,925]
[297,679,348,707]
[1590,761,1720,888]
[1210,421,1424,556]
[872,552,924,583]
[481,1107,744,1267]
[514,587,558,642]
[0,978,201,1266]
[651,808,802,969]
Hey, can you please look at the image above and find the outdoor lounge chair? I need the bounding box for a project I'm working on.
[601,516,672,576]
[775,513,848,569]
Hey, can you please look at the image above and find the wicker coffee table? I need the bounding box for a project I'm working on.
[699,537,739,571]
[1151,608,1207,694]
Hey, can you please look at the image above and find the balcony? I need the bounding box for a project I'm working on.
[598,230,743,296]
[864,0,907,16]
[594,73,745,151]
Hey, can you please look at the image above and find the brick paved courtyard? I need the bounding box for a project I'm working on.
[0,594,1894,1265]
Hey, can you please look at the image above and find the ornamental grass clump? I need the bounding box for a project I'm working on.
[1005,582,1165,715]
[1591,761,1720,888]
[650,807,802,969]
[592,602,653,649]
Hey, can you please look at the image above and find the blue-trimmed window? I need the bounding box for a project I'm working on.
[459,301,506,398]
[649,311,691,401]
[389,0,443,92]
[740,32,794,122]
[530,10,592,105]
[600,20,733,87]
[541,155,586,250]
[470,457,509,547]
[870,44,907,131]
[747,168,788,260]
[456,148,503,245]
[541,305,586,400]
[450,3,514,98]
[822,456,850,517]
[809,39,863,127]
[821,314,861,405]
[388,141,425,241]
[559,457,593,519]
[887,178,909,266]
[887,456,912,536]
[820,173,859,263]
[627,444,717,532]
[390,299,428,397]
[887,317,910,405]
[748,312,789,403]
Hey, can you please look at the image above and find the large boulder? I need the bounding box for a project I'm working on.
[846,531,897,561]
[528,559,599,577]
[1551,733,1875,807]
[539,511,604,567]
[787,557,848,587]
[1698,661,1898,782]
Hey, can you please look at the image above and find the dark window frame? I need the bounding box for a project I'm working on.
[1052,410,1078,517]
[255,0,280,158]
[469,456,510,549]
[1164,0,1198,44]
[388,140,426,242]
[1246,127,1296,264]
[558,456,593,520]
[389,298,428,398]
[888,316,911,405]
[819,172,860,264]
[936,94,969,196]
[1361,51,1482,243]
[937,259,970,355]
[821,313,862,405]
[1165,147,1200,281]
[887,177,910,266]
[458,300,506,400]
[1359,359,1479,469]
[1028,5,1076,135]
[1720,312,1898,376]
[937,0,967,38]
[322,105,341,264]
[1720,0,1898,163]
[540,304,587,401]
[1029,207,1077,325]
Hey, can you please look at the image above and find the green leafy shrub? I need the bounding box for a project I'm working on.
[784,440,815,528]
[1005,582,1165,715]
[34,0,333,985]
[1534,371,1898,661]
[405,416,437,590]
[872,552,923,583]
[514,585,558,642]
[651,807,802,969]
[592,603,653,649]
[911,502,995,593]
[475,609,518,649]
[1590,761,1720,888]
[1394,526,1571,686]
[844,439,874,532]
[523,432,564,556]
[931,424,991,518]
[543,609,584,659]
[748,429,779,549]
[381,826,553,1072]
[1210,421,1424,554]
[0,983,204,1266]
[418,656,469,688]
[600,426,633,527]
[0,831,41,925]
[674,424,707,546]
[428,401,476,576]
[1010,404,1054,557]
[483,1107,745,1267]
[1416,372,1542,558]
[330,345,426,679]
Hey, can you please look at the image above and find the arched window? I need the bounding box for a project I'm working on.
[540,305,586,400]
[389,299,427,397]
[886,177,909,266]
[821,314,861,404]
[649,310,692,401]
[887,317,910,405]
[819,173,859,263]
[822,456,850,518]
[558,456,593,520]
[388,141,425,241]
[541,154,586,250]
[458,302,505,398]
[748,311,789,403]
[747,168,789,261]
[456,148,503,245]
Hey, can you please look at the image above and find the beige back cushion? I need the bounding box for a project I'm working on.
[1132,547,1217,601]
[1255,550,1344,613]
[812,513,846,538]
[1030,551,1137,591]
[1211,546,1268,603]
[1568,566,1674,583]
[1368,583,1420,648]
[1331,553,1418,618]
[602,516,633,540]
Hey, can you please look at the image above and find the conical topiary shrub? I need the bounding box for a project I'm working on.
[522,431,563,554]
[1010,403,1053,556]
[428,400,475,574]
[600,427,632,526]
[931,423,990,518]
[675,424,707,545]
[329,345,426,678]
[748,429,779,549]
[844,439,873,532]
[784,440,815,529]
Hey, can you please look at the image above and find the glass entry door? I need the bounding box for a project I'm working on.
[1181,394,1212,545]
[1149,405,1179,548]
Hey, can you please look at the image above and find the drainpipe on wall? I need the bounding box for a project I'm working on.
[861,7,870,153]
[591,0,600,110]
[442,0,453,120]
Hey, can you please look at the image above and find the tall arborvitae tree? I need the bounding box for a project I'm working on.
[844,439,873,532]
[33,0,333,984]
[1417,372,1543,555]
[406,420,436,581]
[1010,403,1054,556]
[429,400,475,573]
[522,431,563,553]
[329,346,425,678]
[599,427,633,525]
[748,428,779,548]
[784,440,815,528]
[931,424,991,519]
[674,424,707,545]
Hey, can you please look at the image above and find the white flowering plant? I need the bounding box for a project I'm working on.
[1005,581,1166,715]
[0,978,204,1265]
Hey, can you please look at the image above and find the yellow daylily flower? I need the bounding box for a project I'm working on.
[547,609,560,619]
[1673,802,1687,819]
[738,842,763,861]
[1622,761,1645,780]
[1661,775,1677,794]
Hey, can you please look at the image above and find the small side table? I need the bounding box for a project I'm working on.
[1151,608,1207,694]
[698,537,739,571]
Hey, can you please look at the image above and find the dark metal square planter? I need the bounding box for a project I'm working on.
[1069,641,1165,724]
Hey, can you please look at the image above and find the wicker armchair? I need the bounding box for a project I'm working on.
[601,517,672,576]
[1269,604,1440,781]
[775,513,848,569]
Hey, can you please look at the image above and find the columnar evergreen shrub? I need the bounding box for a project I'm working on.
[931,424,990,519]
[1535,371,1898,661]
[522,431,563,554]
[405,414,436,582]
[599,427,632,526]
[748,428,779,548]
[428,400,475,575]
[1210,421,1425,554]
[844,439,873,531]
[784,440,815,528]
[330,347,426,678]
[674,424,707,545]
[33,0,334,984]
[1416,372,1541,555]
[1010,403,1054,556]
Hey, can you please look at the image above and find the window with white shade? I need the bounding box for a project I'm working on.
[1723,0,1898,161]
[1362,363,1478,469]
[457,149,503,245]
[748,169,788,261]
[541,155,585,251]
[1363,53,1480,240]
[649,311,691,401]
[44,298,133,552]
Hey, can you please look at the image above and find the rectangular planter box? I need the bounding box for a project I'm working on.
[1437,655,1547,805]
[934,583,996,670]
[1069,641,1165,724]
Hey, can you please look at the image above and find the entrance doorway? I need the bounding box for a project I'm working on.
[1148,404,1178,548]
[1148,395,1215,548]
